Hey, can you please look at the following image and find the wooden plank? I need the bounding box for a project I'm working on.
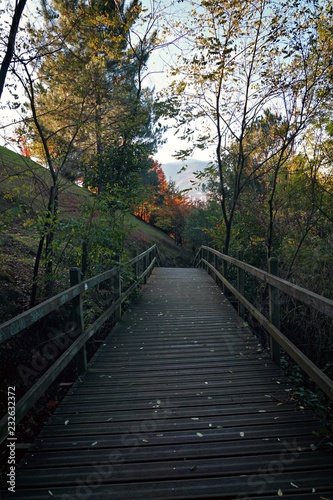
[4,471,333,499]
[38,410,317,437]
[8,268,332,500]
[17,434,323,468]
[15,451,333,486]
[32,420,321,445]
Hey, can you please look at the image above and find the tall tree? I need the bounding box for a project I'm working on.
[163,0,332,255]
[10,0,160,304]
[0,0,27,99]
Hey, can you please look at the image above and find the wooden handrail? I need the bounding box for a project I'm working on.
[0,244,157,444]
[195,246,333,401]
[199,246,333,317]
[0,268,119,344]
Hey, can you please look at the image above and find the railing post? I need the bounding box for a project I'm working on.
[222,247,228,294]
[206,248,210,276]
[134,250,139,278]
[147,248,152,279]
[114,255,122,321]
[214,250,218,283]
[268,257,281,366]
[237,250,245,318]
[154,245,158,267]
[70,267,87,374]
[143,253,148,284]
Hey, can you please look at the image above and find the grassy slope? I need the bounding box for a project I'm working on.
[0,146,190,323]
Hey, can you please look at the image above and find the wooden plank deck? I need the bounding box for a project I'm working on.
[6,268,333,499]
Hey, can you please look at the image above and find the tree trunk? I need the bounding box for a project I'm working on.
[0,0,27,99]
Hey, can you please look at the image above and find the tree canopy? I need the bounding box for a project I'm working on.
[0,0,333,308]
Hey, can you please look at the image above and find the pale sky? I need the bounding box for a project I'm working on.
[0,0,214,164]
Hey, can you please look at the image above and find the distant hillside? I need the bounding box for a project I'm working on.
[0,145,192,323]
[161,159,210,200]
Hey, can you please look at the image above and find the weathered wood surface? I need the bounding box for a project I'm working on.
[6,268,333,499]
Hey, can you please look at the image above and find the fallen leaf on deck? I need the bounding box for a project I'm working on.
[47,401,58,408]
[277,488,283,496]
[91,441,98,446]
[196,432,203,437]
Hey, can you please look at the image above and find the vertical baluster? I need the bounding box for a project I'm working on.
[143,253,148,284]
[214,250,218,283]
[237,250,245,318]
[222,247,228,294]
[114,255,121,321]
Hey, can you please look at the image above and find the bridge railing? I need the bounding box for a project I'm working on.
[194,245,333,401]
[0,244,158,444]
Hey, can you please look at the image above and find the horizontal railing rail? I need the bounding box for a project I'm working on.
[198,246,333,318]
[0,245,158,444]
[194,245,333,401]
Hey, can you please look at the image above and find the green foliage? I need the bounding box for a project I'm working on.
[281,357,333,425]
[161,0,333,255]
[183,201,221,249]
[2,0,164,303]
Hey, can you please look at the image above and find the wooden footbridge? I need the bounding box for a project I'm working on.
[1,246,333,499]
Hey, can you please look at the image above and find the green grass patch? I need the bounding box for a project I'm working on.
[0,145,191,322]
